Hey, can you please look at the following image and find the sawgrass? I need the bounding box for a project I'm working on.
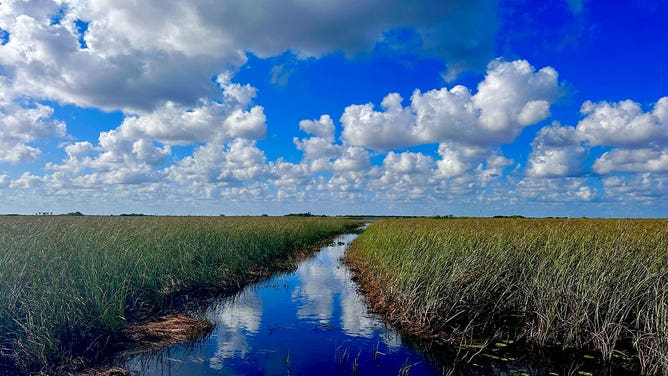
[346,218,668,375]
[0,215,357,373]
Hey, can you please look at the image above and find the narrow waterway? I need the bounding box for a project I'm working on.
[120,230,636,376]
[122,232,439,375]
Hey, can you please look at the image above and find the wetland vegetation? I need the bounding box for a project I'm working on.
[0,215,358,374]
[346,218,668,375]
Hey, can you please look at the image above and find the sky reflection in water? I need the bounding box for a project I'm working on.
[124,233,436,375]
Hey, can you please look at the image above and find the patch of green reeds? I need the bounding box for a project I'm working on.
[346,218,668,375]
[0,216,358,373]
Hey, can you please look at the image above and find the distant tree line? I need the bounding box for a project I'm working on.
[285,212,326,217]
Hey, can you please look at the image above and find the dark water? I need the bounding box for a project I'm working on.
[121,231,637,376]
[122,232,439,375]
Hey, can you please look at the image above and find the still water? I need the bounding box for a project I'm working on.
[123,232,439,375]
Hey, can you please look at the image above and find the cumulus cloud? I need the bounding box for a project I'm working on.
[331,147,370,172]
[593,148,668,174]
[526,97,668,178]
[0,0,498,113]
[168,139,269,187]
[294,115,339,171]
[526,123,586,177]
[0,89,66,162]
[436,142,490,178]
[0,1,244,112]
[9,172,43,189]
[572,97,668,175]
[340,92,416,150]
[46,126,170,186]
[298,115,335,141]
[114,79,265,145]
[586,98,668,176]
[293,114,372,175]
[367,151,435,200]
[341,59,560,150]
[518,177,597,202]
[602,174,668,202]
[284,59,559,205]
[0,174,10,188]
[44,75,268,190]
[576,98,668,147]
[383,151,433,174]
[336,59,556,192]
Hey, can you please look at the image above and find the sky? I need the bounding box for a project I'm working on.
[0,0,667,217]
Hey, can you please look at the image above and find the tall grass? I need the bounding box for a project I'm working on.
[0,216,358,373]
[346,218,668,374]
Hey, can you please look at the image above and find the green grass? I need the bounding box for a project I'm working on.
[346,218,668,375]
[0,216,358,373]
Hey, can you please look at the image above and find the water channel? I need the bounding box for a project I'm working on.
[120,230,635,376]
[122,232,439,375]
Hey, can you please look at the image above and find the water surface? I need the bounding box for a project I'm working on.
[123,232,438,375]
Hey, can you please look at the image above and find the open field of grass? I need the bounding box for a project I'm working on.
[346,218,668,375]
[0,216,358,373]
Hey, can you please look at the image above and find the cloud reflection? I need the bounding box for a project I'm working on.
[208,289,263,369]
[292,234,377,337]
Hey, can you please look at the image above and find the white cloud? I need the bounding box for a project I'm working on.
[0,174,10,187]
[285,60,556,206]
[473,59,558,133]
[367,151,434,200]
[53,133,166,186]
[44,75,268,190]
[0,94,66,162]
[168,139,269,186]
[518,177,597,202]
[341,59,560,150]
[331,146,370,172]
[295,136,339,164]
[114,81,265,145]
[526,97,668,178]
[602,174,668,202]
[383,151,433,174]
[294,116,338,163]
[298,115,335,141]
[294,114,372,175]
[434,142,514,184]
[572,97,668,175]
[341,92,416,150]
[9,172,43,189]
[0,0,498,112]
[593,148,668,174]
[0,1,246,112]
[576,98,668,147]
[526,123,586,177]
[435,142,489,178]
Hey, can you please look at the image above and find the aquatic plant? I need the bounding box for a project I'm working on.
[346,218,668,375]
[0,216,357,373]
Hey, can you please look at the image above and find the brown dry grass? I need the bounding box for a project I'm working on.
[75,366,136,376]
[124,314,214,347]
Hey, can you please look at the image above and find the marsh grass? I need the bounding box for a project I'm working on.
[346,218,668,375]
[0,215,357,373]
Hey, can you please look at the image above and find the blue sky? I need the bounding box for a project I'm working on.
[0,0,667,216]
